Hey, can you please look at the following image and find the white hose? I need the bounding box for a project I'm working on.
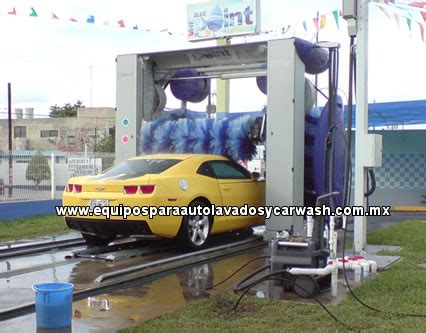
[288,260,338,276]
[366,260,377,274]
[359,261,370,277]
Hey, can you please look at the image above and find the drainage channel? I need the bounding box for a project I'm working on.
[0,237,265,322]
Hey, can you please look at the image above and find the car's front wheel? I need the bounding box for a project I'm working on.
[81,233,115,247]
[177,200,212,250]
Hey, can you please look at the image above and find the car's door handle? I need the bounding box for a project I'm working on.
[221,185,231,191]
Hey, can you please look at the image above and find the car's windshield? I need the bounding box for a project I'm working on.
[93,159,181,180]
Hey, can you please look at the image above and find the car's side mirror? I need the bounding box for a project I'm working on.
[251,171,260,180]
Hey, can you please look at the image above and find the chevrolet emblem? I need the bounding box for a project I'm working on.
[96,186,105,192]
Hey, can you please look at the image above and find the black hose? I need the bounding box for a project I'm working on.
[342,219,426,318]
[343,36,356,207]
[233,264,271,291]
[340,34,426,319]
[323,46,340,206]
[205,256,270,291]
[330,47,340,207]
[233,272,360,332]
[364,169,376,198]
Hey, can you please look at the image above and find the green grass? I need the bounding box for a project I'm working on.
[0,215,69,242]
[122,221,426,332]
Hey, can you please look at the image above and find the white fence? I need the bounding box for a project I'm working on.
[0,151,114,202]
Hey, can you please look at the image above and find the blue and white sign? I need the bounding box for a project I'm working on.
[187,0,259,41]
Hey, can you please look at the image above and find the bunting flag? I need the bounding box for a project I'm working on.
[282,25,291,34]
[419,22,425,40]
[375,2,426,42]
[332,10,339,27]
[30,7,37,17]
[312,17,319,32]
[0,4,186,36]
[394,13,400,26]
[320,14,327,29]
[408,2,426,21]
[406,17,412,31]
[378,6,391,17]
[302,20,307,32]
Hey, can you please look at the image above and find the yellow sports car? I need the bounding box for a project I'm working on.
[63,154,265,249]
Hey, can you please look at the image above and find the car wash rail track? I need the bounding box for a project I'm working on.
[0,236,265,322]
[0,237,86,259]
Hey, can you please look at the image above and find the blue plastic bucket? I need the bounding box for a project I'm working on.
[33,282,74,329]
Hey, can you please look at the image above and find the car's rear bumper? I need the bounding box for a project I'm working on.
[65,217,153,237]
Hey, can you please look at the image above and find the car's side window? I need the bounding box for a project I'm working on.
[208,161,251,180]
[196,162,215,178]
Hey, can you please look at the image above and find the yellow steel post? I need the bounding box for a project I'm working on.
[216,38,230,113]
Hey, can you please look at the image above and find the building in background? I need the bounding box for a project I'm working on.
[0,107,115,152]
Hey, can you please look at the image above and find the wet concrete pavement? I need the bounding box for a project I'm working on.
[0,249,268,332]
[0,241,183,313]
[0,213,420,332]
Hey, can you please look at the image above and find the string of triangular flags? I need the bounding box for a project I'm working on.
[260,9,342,38]
[1,2,425,42]
[2,5,179,35]
[373,1,426,42]
[260,2,426,43]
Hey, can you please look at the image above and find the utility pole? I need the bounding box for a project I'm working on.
[90,65,93,107]
[7,83,13,197]
[94,127,97,152]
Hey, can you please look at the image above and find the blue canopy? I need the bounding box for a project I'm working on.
[344,100,426,128]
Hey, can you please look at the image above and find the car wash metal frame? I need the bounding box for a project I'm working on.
[115,38,306,235]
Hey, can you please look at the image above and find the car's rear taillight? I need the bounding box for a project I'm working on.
[67,184,74,192]
[140,185,155,194]
[124,185,138,194]
[74,185,83,193]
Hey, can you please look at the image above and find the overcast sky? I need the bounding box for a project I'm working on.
[0,0,424,118]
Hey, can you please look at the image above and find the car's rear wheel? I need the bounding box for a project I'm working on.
[81,233,115,247]
[177,200,212,250]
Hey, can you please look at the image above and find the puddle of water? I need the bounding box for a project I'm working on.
[0,262,80,311]
[0,248,85,274]
[70,249,268,332]
[0,248,184,313]
[0,249,268,333]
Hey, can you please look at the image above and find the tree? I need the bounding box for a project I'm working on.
[26,151,51,186]
[49,100,84,118]
[95,134,115,153]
